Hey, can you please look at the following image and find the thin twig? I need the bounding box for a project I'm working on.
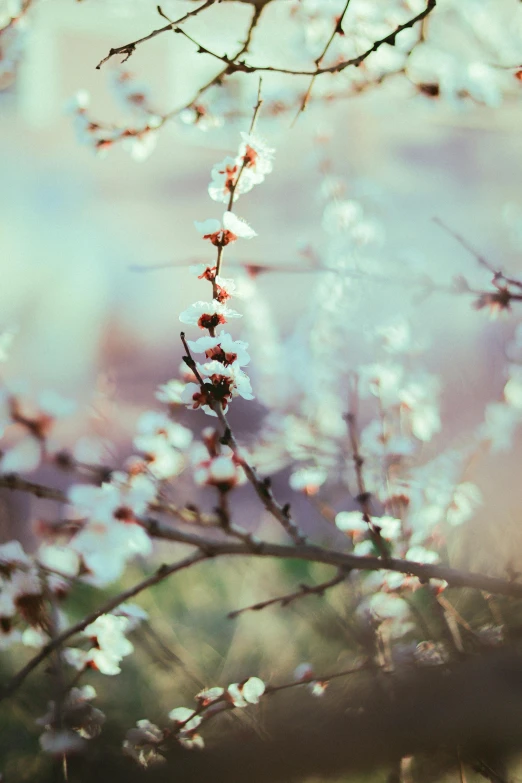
[228,567,348,618]
[433,217,522,291]
[345,375,390,560]
[96,0,217,69]
[292,0,353,124]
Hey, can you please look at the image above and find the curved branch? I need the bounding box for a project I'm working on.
[142,517,522,599]
[0,550,208,703]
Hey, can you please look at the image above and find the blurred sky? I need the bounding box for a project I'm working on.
[1,0,522,441]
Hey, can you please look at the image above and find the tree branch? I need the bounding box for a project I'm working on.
[96,0,217,69]
[0,550,208,703]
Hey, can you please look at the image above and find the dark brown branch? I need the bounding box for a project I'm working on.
[213,404,308,545]
[96,0,217,69]
[140,516,522,600]
[168,0,436,78]
[5,474,522,599]
[0,473,67,502]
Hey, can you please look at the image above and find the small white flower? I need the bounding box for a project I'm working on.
[353,540,374,557]
[0,540,31,568]
[374,318,413,354]
[241,677,265,704]
[188,331,250,367]
[179,300,242,329]
[135,412,192,450]
[227,677,265,707]
[375,515,402,541]
[1,437,42,473]
[369,592,410,621]
[289,466,327,494]
[64,614,135,675]
[335,510,367,534]
[446,482,482,526]
[40,729,87,755]
[195,686,224,705]
[238,132,274,181]
[208,156,257,204]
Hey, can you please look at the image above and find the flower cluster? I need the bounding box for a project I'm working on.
[37,685,105,756]
[124,676,266,764]
[0,540,46,649]
[63,612,141,676]
[172,130,275,417]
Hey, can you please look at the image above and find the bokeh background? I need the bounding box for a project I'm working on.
[2,0,522,780]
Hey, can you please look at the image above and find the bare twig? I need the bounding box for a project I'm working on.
[166,0,436,78]
[433,217,522,292]
[96,0,217,69]
[345,375,390,560]
[228,567,348,618]
[292,0,353,123]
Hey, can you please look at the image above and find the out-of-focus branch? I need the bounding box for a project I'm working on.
[434,217,522,314]
[434,217,522,291]
[345,375,390,560]
[4,474,522,600]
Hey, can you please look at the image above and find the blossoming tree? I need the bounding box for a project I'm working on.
[2,0,522,780]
